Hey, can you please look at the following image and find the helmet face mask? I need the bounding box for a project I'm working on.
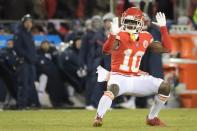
[121,7,144,34]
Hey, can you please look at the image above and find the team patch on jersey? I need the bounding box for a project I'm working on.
[143,40,148,48]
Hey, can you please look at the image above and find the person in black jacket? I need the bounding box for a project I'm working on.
[79,16,102,109]
[36,40,72,107]
[13,14,40,109]
[60,36,86,94]
[0,39,17,101]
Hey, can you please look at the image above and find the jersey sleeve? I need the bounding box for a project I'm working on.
[160,26,172,52]
[103,33,120,54]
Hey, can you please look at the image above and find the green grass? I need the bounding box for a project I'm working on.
[0,109,197,131]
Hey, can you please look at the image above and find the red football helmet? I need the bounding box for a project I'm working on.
[121,7,145,34]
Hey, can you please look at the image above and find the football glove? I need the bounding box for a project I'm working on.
[77,66,87,78]
[152,12,166,27]
[110,17,121,35]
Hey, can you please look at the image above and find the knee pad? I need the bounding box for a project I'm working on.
[158,81,171,96]
[107,84,119,97]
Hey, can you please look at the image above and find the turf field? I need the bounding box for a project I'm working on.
[0,109,196,131]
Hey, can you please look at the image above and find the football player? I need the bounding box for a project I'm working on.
[93,7,172,127]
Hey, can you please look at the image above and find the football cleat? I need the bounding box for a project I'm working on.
[93,115,103,127]
[146,116,166,127]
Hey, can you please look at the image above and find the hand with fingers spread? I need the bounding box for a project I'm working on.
[152,12,166,27]
[110,17,121,35]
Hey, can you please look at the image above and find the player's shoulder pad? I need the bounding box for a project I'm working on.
[140,31,153,43]
[140,31,153,38]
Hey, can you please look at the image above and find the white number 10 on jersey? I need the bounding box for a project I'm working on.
[120,49,144,72]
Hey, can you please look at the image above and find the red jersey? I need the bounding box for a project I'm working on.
[103,31,153,75]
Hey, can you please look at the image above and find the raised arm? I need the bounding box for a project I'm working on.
[103,17,121,54]
[149,12,172,53]
[103,34,120,54]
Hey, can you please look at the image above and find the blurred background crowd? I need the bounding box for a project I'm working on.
[0,0,197,110]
